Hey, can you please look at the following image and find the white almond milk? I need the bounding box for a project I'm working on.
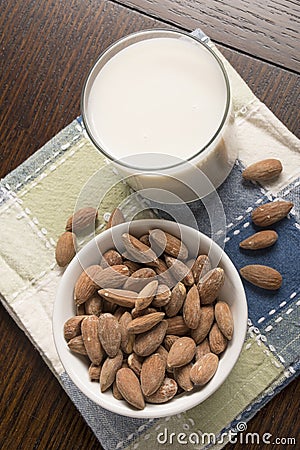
[83,31,237,202]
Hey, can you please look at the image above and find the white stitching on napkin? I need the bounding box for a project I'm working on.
[256,292,300,327]
[235,99,260,124]
[248,297,300,366]
[11,264,57,301]
[0,198,57,301]
[245,324,283,367]
[222,194,268,233]
[20,203,54,247]
[0,196,55,252]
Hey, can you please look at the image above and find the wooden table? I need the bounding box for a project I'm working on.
[1,1,299,448]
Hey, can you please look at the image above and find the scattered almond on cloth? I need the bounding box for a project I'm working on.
[242,158,283,182]
[240,158,293,290]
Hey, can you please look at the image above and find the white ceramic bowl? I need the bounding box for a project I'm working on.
[53,219,247,418]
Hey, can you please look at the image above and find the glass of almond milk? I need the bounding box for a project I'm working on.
[81,30,237,203]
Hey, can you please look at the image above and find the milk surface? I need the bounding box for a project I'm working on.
[87,37,228,169]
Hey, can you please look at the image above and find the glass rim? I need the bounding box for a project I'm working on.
[81,28,231,172]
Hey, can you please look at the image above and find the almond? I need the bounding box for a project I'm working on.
[251,201,293,227]
[154,258,175,287]
[163,334,179,351]
[114,306,127,321]
[183,284,201,329]
[100,350,123,392]
[64,315,87,341]
[139,234,150,246]
[197,268,225,305]
[167,337,196,368]
[140,353,166,396]
[66,207,98,233]
[102,301,118,315]
[149,229,189,260]
[112,381,123,400]
[133,320,168,357]
[98,313,121,357]
[192,255,211,283]
[116,368,145,410]
[135,280,159,311]
[123,267,156,292]
[165,256,194,286]
[84,294,103,316]
[76,303,85,315]
[122,233,158,265]
[131,306,158,319]
[102,249,123,267]
[123,259,142,275]
[214,301,234,340]
[242,159,282,182]
[195,339,211,360]
[119,311,134,354]
[106,207,125,229]
[174,363,193,392]
[166,316,190,336]
[155,345,168,366]
[132,268,156,280]
[152,285,171,307]
[67,335,87,355]
[127,353,144,376]
[55,231,76,267]
[239,230,278,250]
[209,323,228,354]
[88,363,101,381]
[190,353,219,385]
[191,305,214,344]
[98,288,138,308]
[74,265,102,305]
[94,264,129,289]
[81,316,104,365]
[240,264,282,290]
[127,312,165,334]
[144,377,177,403]
[164,282,186,317]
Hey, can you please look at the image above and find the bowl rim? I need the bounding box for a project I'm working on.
[53,219,248,418]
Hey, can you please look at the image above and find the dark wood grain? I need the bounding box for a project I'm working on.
[115,0,300,72]
[0,1,299,449]
[0,302,99,450]
[1,0,299,179]
[215,46,300,138]
[0,0,169,179]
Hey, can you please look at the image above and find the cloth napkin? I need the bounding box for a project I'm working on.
[0,29,299,449]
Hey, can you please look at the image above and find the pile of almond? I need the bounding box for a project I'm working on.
[63,227,234,410]
[239,158,294,290]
